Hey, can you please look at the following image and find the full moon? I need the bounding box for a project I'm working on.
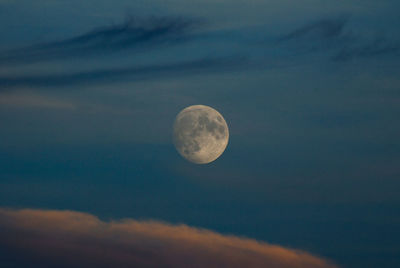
[173,105,229,164]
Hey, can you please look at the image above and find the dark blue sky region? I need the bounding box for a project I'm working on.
[0,0,399,267]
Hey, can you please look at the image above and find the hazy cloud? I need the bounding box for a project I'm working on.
[278,17,348,42]
[0,16,199,64]
[0,92,76,109]
[0,57,247,89]
[0,208,337,268]
[333,37,400,61]
[278,17,400,61]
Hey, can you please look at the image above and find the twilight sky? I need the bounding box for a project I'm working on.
[0,0,399,267]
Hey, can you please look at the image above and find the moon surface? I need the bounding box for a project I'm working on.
[173,105,229,164]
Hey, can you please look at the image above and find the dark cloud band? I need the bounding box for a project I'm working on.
[278,17,400,61]
[0,57,247,89]
[0,16,199,65]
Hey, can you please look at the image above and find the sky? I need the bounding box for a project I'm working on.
[0,0,400,267]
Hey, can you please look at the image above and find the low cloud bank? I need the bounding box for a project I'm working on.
[0,208,337,268]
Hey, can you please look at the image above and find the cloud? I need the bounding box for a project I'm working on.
[276,17,352,55]
[0,57,247,89]
[0,16,199,65]
[0,208,337,268]
[333,37,400,61]
[278,17,348,42]
[277,17,400,61]
[0,92,76,109]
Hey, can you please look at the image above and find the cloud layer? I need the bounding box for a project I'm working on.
[0,57,246,89]
[0,16,197,64]
[0,208,337,268]
[278,17,400,61]
[1,16,398,90]
[279,17,348,42]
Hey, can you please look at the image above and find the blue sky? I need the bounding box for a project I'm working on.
[0,0,400,267]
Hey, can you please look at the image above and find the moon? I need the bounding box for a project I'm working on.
[173,105,229,164]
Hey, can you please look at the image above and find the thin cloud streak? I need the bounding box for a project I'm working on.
[278,17,348,42]
[1,17,397,92]
[333,37,400,61]
[0,208,337,268]
[0,92,76,109]
[0,16,199,65]
[0,57,248,89]
[278,16,400,61]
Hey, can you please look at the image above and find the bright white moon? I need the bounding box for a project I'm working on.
[173,105,229,164]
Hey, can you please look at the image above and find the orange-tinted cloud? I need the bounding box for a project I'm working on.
[0,208,337,268]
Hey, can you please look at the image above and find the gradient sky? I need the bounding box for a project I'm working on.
[0,0,400,267]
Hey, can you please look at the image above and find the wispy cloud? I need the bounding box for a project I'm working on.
[278,17,348,42]
[0,208,337,268]
[2,16,397,92]
[278,17,400,61]
[0,16,199,65]
[333,37,400,61]
[0,57,247,89]
[0,92,76,109]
